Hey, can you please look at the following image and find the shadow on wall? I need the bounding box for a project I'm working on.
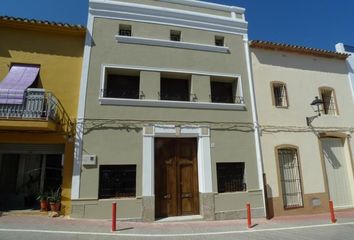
[0,27,87,58]
[263,174,275,219]
[322,144,342,169]
[253,48,348,75]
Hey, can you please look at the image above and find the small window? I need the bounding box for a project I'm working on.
[170,30,181,41]
[119,24,132,36]
[215,36,224,46]
[278,148,303,209]
[160,78,190,101]
[211,81,234,103]
[105,74,140,99]
[217,162,246,193]
[272,82,288,107]
[99,165,136,199]
[320,88,337,115]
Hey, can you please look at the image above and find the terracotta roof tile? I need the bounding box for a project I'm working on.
[250,40,350,60]
[0,15,85,31]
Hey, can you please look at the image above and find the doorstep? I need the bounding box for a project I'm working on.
[156,215,203,222]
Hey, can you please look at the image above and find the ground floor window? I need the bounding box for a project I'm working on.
[99,165,136,199]
[277,148,304,208]
[216,162,246,193]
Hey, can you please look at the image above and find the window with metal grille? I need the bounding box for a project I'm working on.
[211,81,234,103]
[278,148,303,209]
[99,165,136,199]
[217,162,246,193]
[105,74,140,99]
[170,30,181,41]
[272,83,288,107]
[119,24,132,36]
[160,78,190,101]
[215,36,224,46]
[320,88,337,115]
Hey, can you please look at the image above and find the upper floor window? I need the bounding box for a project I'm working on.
[217,162,246,193]
[119,24,132,36]
[104,70,140,99]
[277,147,303,209]
[320,88,337,115]
[170,30,181,41]
[160,76,190,101]
[272,82,288,108]
[211,81,234,103]
[215,36,225,46]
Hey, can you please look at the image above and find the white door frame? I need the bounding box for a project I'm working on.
[142,125,213,197]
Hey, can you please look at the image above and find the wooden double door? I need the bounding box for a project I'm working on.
[155,138,199,218]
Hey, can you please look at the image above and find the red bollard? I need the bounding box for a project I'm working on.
[329,200,336,223]
[246,203,252,228]
[112,202,117,232]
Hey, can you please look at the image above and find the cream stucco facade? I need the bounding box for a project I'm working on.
[251,45,354,217]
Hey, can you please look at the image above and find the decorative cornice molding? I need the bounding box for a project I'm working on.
[89,0,248,35]
[158,0,245,14]
[116,35,230,53]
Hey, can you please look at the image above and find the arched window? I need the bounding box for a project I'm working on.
[319,87,338,115]
[271,82,288,108]
[277,147,303,208]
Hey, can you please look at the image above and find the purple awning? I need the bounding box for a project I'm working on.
[0,65,40,104]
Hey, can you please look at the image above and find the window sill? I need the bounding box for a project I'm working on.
[116,35,230,53]
[98,197,137,201]
[99,97,246,110]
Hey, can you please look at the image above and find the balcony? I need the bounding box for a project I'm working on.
[0,88,74,134]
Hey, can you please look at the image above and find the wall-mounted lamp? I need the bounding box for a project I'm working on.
[306,96,324,126]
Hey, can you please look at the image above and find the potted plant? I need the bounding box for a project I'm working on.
[48,187,61,212]
[36,193,48,212]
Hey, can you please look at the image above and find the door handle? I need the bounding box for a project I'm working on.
[163,194,171,199]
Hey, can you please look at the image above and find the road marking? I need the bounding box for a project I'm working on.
[0,222,353,237]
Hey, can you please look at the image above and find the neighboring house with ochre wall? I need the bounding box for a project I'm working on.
[0,16,85,215]
[251,41,354,217]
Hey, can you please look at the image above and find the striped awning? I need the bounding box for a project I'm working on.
[0,65,40,104]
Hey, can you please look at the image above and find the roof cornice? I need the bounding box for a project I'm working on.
[89,0,248,35]
[0,16,86,36]
[250,40,350,60]
[158,0,245,14]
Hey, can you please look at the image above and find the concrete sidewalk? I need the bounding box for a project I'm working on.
[0,211,354,239]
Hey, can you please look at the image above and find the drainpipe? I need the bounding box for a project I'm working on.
[242,35,266,217]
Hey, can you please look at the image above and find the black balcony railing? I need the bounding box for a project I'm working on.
[0,88,74,136]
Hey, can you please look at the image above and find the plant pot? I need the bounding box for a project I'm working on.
[49,202,60,212]
[40,200,48,212]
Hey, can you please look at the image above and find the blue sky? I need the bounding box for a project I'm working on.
[0,0,353,50]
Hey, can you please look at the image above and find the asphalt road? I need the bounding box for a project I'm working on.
[1,221,354,240]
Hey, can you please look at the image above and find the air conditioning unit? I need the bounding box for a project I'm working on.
[82,155,97,165]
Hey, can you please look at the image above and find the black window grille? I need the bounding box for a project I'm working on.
[215,36,224,46]
[170,30,181,41]
[119,25,132,36]
[217,162,246,193]
[211,81,235,103]
[321,89,336,115]
[160,78,190,101]
[99,165,136,199]
[105,74,140,99]
[273,83,288,107]
[278,148,304,209]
